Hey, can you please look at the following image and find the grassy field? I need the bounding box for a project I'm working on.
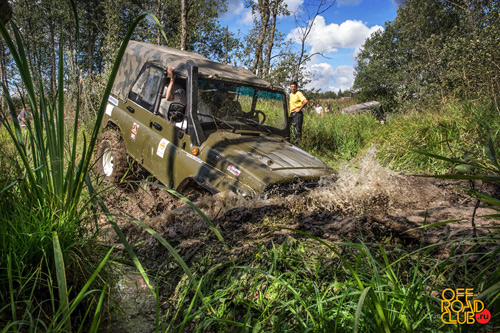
[302,100,500,175]
[1,14,500,332]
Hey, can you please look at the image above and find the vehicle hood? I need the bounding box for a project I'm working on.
[200,131,332,188]
[203,132,325,167]
[228,139,327,170]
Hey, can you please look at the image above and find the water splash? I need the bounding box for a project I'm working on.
[144,148,455,236]
[305,148,402,216]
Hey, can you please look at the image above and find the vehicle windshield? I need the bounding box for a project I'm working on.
[196,79,287,133]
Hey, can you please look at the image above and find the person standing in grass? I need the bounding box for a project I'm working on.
[17,104,29,127]
[289,81,308,145]
[315,103,324,117]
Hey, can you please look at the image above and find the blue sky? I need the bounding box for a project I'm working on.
[220,0,400,92]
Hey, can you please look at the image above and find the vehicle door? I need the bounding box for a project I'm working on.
[122,64,166,163]
[140,73,194,188]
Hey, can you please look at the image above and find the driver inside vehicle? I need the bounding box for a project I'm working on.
[219,91,243,119]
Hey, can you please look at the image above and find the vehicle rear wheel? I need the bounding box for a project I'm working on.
[96,130,128,183]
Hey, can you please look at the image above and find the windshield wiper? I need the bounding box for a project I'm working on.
[234,116,272,134]
[203,114,236,132]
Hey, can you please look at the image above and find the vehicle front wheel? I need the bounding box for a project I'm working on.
[96,130,128,183]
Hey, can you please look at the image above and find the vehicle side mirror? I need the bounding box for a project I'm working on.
[168,102,185,123]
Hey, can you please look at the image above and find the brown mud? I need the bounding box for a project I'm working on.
[98,149,499,262]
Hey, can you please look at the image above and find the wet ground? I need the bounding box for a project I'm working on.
[97,150,500,331]
[99,150,498,252]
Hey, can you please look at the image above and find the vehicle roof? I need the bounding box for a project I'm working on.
[342,101,381,114]
[112,41,272,101]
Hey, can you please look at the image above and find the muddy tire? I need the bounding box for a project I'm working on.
[96,130,128,183]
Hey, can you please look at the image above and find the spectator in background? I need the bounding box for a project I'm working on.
[315,103,324,117]
[324,105,330,114]
[289,81,308,146]
[17,104,29,127]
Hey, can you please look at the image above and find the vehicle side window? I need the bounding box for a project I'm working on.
[129,65,163,112]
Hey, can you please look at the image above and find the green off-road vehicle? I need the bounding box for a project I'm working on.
[97,41,333,198]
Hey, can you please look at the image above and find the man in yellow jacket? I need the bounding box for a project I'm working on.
[289,81,308,146]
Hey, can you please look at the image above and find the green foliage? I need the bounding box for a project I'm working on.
[3,2,500,332]
[312,89,338,100]
[376,102,500,174]
[298,99,500,177]
[354,0,500,111]
[301,110,379,163]
[0,5,153,330]
[158,234,499,332]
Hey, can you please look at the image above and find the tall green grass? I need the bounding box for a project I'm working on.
[302,100,500,174]
[0,4,153,330]
[146,223,499,331]
[2,3,499,331]
[151,234,498,331]
[301,111,378,163]
[0,4,212,331]
[374,102,500,174]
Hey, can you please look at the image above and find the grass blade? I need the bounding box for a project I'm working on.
[52,231,71,332]
[354,287,371,333]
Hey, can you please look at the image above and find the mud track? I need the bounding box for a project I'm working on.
[98,151,500,267]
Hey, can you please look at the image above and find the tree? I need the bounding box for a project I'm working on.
[264,41,304,87]
[142,0,228,58]
[180,0,187,50]
[0,0,12,25]
[250,0,270,74]
[244,0,289,76]
[264,0,287,75]
[289,0,335,85]
[0,0,12,92]
[354,23,405,111]
[354,0,500,111]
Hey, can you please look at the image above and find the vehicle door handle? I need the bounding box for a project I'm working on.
[150,121,162,131]
[126,106,135,113]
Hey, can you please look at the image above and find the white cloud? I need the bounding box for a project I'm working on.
[221,0,245,20]
[284,0,304,13]
[221,0,253,25]
[306,63,355,93]
[288,16,383,55]
[240,8,254,25]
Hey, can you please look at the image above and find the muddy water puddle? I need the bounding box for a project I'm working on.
[104,264,157,333]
